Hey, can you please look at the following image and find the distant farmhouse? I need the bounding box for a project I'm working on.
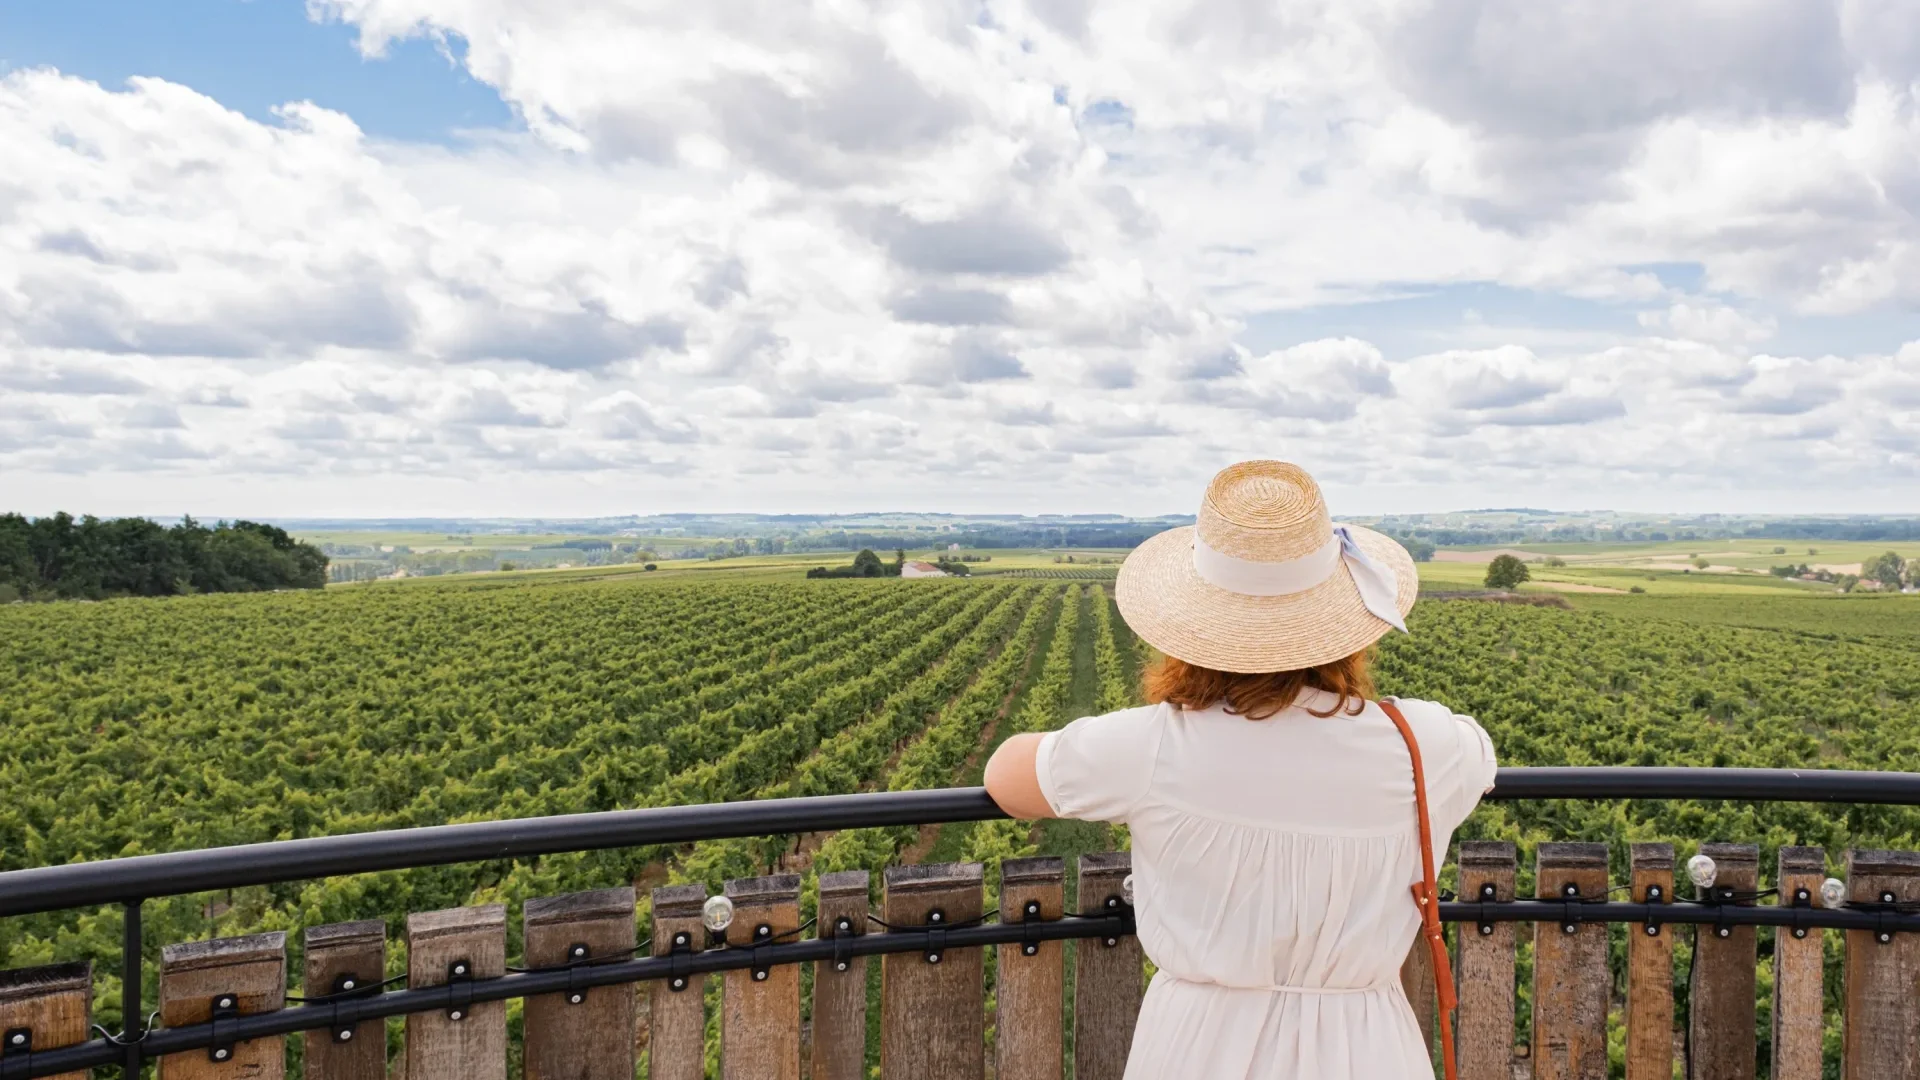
[901,560,948,579]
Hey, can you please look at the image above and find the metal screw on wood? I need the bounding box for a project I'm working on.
[340,979,355,991]
[9,1034,23,1047]
[835,961,848,971]
[213,1048,230,1061]
[1644,923,1660,937]
[452,964,468,976]
[753,970,767,982]
[569,992,585,1003]
[1716,927,1731,938]
[674,933,689,947]
[217,996,234,1009]
[337,1029,353,1042]
[570,945,587,959]
[926,952,941,964]
[449,1010,464,1021]
[671,977,686,990]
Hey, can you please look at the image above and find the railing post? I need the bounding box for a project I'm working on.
[524,887,637,1080]
[404,905,506,1080]
[1625,843,1674,1080]
[1073,852,1140,1080]
[1532,842,1610,1080]
[1456,841,1518,1080]
[157,932,287,1080]
[881,862,985,1080]
[1772,847,1827,1080]
[646,884,708,1080]
[0,962,91,1080]
[996,856,1065,1080]
[1842,849,1920,1080]
[303,920,386,1080]
[721,874,801,1080]
[1689,843,1758,1080]
[810,870,870,1080]
[122,900,142,1079]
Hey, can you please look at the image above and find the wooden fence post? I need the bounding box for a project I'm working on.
[404,905,506,1080]
[1455,841,1518,1080]
[524,887,637,1080]
[1074,852,1141,1080]
[721,874,801,1080]
[1532,842,1609,1080]
[1625,843,1674,1080]
[1842,849,1920,1080]
[1689,843,1758,1080]
[647,884,708,1080]
[1772,847,1827,1080]
[880,862,984,1080]
[810,870,870,1080]
[997,856,1065,1080]
[157,932,287,1080]
[0,962,91,1080]
[303,920,386,1080]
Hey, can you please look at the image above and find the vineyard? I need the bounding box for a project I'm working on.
[3,572,1920,1061]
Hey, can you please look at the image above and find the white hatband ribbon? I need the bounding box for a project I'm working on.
[1191,526,1407,633]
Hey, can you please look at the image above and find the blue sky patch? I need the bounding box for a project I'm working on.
[0,0,513,142]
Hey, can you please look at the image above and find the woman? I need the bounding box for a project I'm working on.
[984,460,1497,1080]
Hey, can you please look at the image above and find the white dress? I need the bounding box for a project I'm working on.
[1035,689,1498,1080]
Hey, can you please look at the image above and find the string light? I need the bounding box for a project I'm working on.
[702,895,735,933]
[1820,877,1848,908]
[1121,874,1134,906]
[1686,854,1718,890]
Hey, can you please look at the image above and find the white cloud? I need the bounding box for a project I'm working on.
[3,1,1920,514]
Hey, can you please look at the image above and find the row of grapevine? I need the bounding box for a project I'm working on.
[1089,584,1135,714]
[808,585,1064,876]
[962,584,1087,890]
[668,583,1043,887]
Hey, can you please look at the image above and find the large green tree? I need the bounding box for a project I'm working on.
[1484,554,1530,590]
[1862,551,1906,589]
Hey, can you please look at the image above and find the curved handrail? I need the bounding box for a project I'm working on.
[0,766,1916,918]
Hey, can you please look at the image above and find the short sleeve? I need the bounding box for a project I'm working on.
[1034,705,1163,824]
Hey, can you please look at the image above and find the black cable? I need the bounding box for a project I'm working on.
[506,938,654,974]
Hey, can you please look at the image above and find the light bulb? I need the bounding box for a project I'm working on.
[1820,877,1847,908]
[702,895,735,933]
[1121,873,1135,906]
[1686,854,1718,890]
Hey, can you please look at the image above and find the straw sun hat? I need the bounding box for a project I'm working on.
[1115,460,1417,673]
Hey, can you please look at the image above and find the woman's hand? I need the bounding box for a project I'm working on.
[983,732,1058,819]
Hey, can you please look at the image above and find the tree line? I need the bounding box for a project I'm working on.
[0,513,329,602]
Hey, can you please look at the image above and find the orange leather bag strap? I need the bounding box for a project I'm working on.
[1378,698,1458,1080]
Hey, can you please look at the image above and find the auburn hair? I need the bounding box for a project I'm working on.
[1143,649,1375,720]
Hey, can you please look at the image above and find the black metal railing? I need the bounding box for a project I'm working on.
[1,765,1918,1079]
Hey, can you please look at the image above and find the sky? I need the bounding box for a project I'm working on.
[2,0,1919,519]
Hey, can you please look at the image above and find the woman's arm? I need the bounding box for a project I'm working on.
[983,732,1058,819]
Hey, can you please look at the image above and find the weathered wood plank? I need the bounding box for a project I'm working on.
[303,920,386,1080]
[997,856,1065,1080]
[0,961,91,1080]
[1455,841,1518,1080]
[880,862,984,1080]
[1625,843,1675,1080]
[810,870,869,1080]
[721,874,801,1080]
[524,887,637,1080]
[647,884,708,1080]
[1689,843,1758,1080]
[1842,849,1920,1080]
[1531,842,1609,1080]
[404,905,506,1080]
[1772,847,1826,1080]
[158,932,287,1080]
[1074,852,1141,1080]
